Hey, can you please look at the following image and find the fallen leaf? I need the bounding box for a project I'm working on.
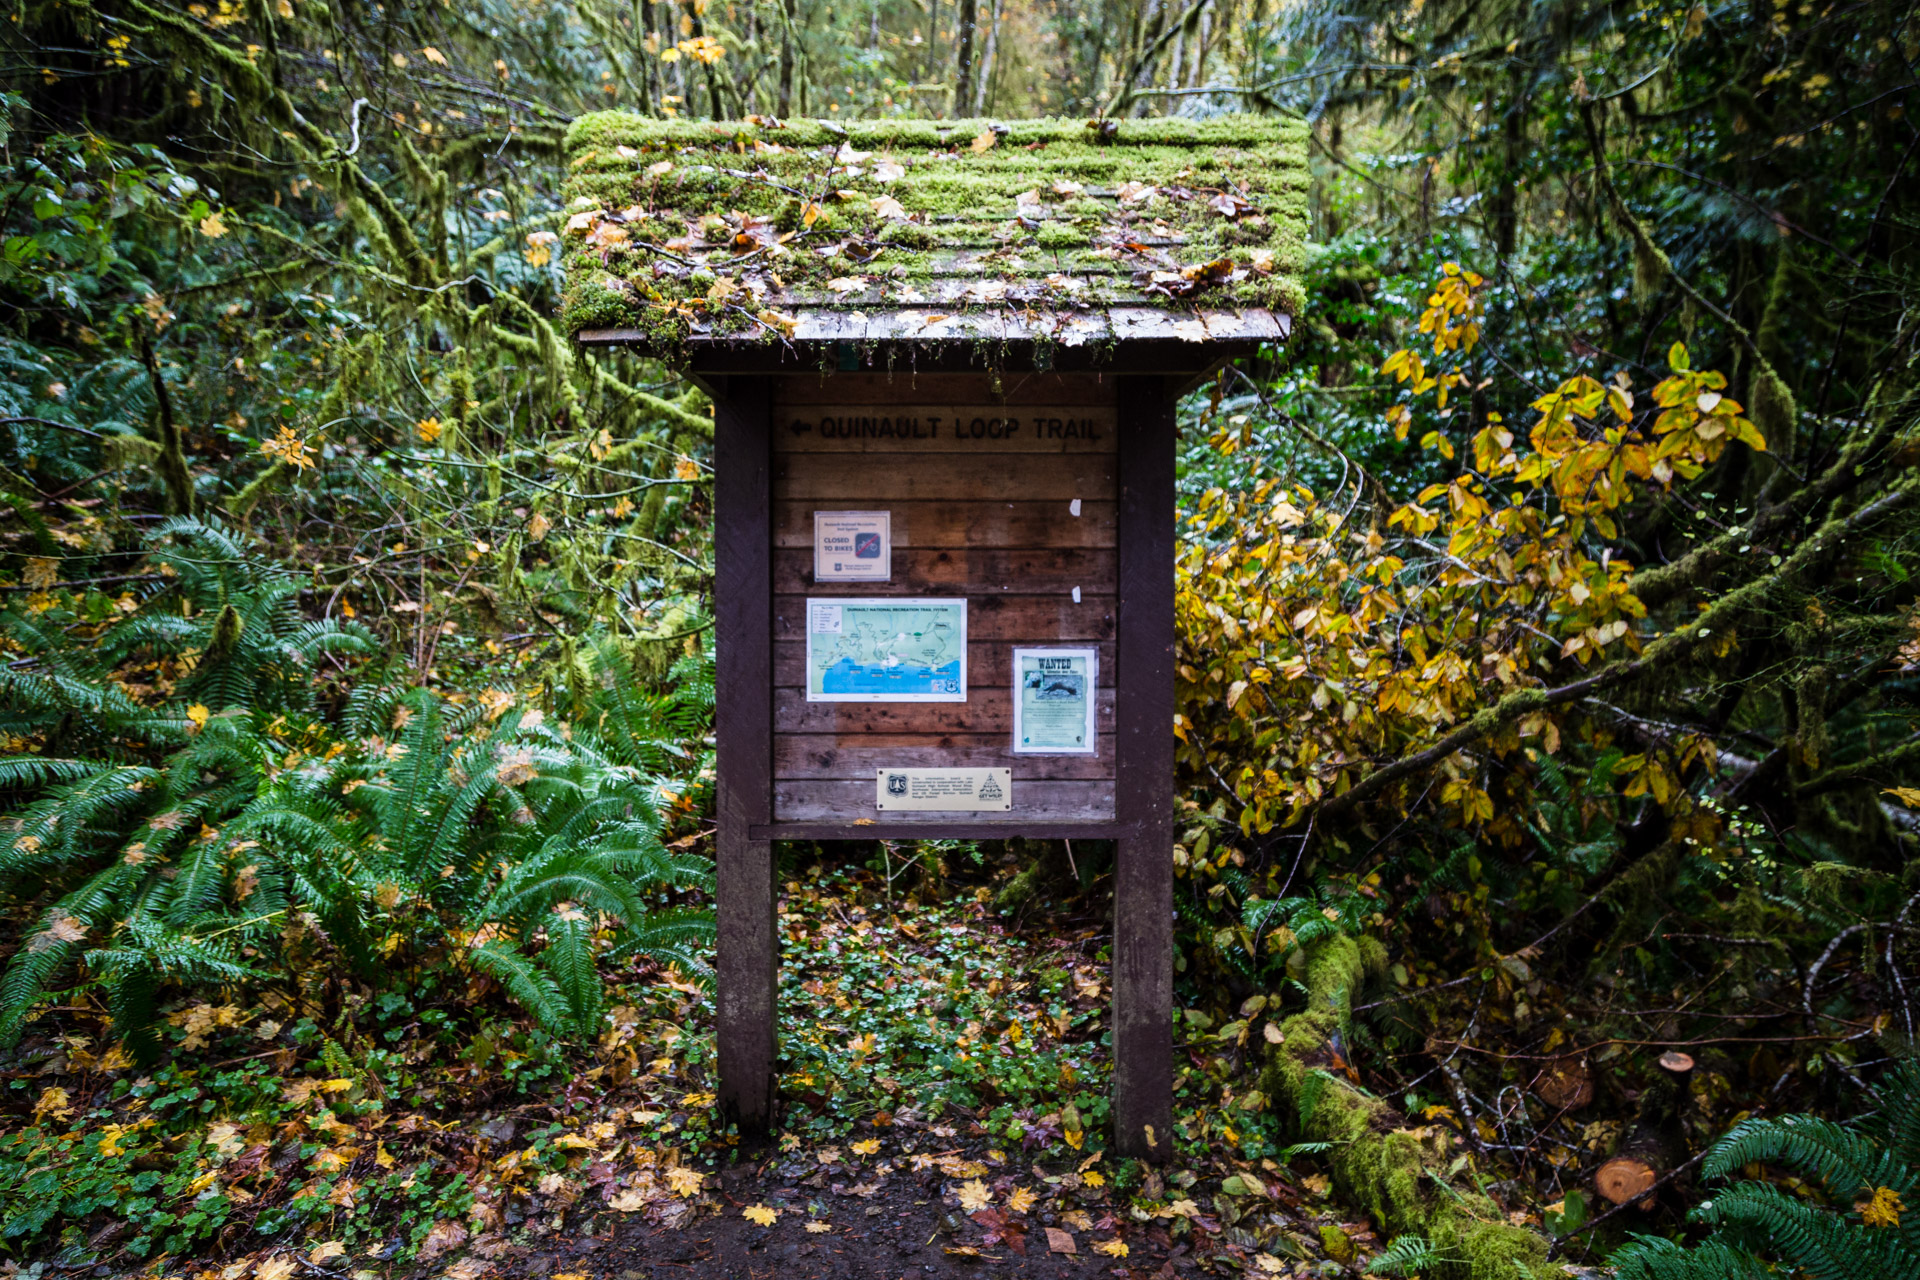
[667,1166,704,1197]
[647,160,673,177]
[254,1258,297,1280]
[870,194,908,220]
[609,1188,652,1211]
[307,1241,346,1265]
[805,1221,832,1234]
[1045,1227,1077,1255]
[874,160,906,181]
[850,1138,881,1156]
[971,130,998,153]
[1007,1186,1037,1213]
[958,1178,993,1212]
[418,1220,468,1259]
[1094,1238,1129,1257]
[826,276,869,295]
[1115,181,1156,204]
[743,1204,778,1226]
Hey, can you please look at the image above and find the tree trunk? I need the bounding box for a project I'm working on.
[1595,1051,1694,1209]
[953,0,978,115]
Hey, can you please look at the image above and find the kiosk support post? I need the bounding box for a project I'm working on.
[1112,380,1176,1161]
[715,378,778,1136]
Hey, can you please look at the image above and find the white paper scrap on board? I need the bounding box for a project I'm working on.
[874,768,1012,811]
[1070,498,1082,517]
[1072,586,1081,603]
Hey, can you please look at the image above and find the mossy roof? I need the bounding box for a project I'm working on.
[559,114,1308,352]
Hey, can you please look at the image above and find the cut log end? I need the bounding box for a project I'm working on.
[1659,1050,1696,1074]
[1595,1155,1659,1207]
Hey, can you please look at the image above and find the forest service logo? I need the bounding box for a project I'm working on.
[885,773,908,796]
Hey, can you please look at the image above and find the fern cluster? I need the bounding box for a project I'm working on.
[0,525,714,1057]
[1612,1059,1920,1280]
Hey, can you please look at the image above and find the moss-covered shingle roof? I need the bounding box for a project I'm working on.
[560,114,1308,352]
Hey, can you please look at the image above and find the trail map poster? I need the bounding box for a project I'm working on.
[805,598,967,702]
[1012,647,1097,753]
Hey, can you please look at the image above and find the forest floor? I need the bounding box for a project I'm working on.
[421,865,1399,1280]
[7,860,1577,1279]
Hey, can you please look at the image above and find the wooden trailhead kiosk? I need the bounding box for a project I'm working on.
[563,113,1306,1159]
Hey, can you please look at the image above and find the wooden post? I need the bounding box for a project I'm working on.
[714,377,777,1137]
[1111,378,1176,1161]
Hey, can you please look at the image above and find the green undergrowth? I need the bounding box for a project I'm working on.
[1258,935,1567,1280]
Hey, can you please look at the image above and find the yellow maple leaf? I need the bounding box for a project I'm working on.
[420,46,447,65]
[1093,1238,1129,1257]
[186,704,210,733]
[1007,1186,1037,1213]
[804,1221,831,1234]
[260,426,317,471]
[1081,1169,1106,1188]
[850,1138,880,1156]
[957,1179,992,1212]
[415,417,443,444]
[667,1166,704,1198]
[22,557,57,591]
[1858,1185,1904,1228]
[1884,786,1920,809]
[307,1241,346,1265]
[1063,1127,1083,1150]
[199,212,228,238]
[33,1086,73,1123]
[971,129,998,153]
[743,1204,778,1226]
[673,455,701,481]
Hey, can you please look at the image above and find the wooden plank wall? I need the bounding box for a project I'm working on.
[770,373,1120,826]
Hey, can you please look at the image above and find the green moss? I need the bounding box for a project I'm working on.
[1035,222,1083,251]
[1258,936,1564,1280]
[560,113,1308,350]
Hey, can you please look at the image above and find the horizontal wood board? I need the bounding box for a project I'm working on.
[770,374,1118,823]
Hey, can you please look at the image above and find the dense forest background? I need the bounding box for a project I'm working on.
[1,0,1916,1277]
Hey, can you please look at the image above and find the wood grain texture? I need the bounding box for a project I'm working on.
[774,779,1115,822]
[773,594,1116,642]
[773,640,1115,689]
[773,410,1116,453]
[713,377,776,1137]
[774,372,1122,406]
[773,500,1117,550]
[751,821,1124,841]
[775,451,1114,501]
[773,547,1115,595]
[775,687,1115,735]
[1111,377,1177,1163]
[774,735,1113,780]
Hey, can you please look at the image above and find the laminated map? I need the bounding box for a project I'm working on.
[805,598,967,702]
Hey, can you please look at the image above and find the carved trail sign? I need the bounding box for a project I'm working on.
[564,112,1306,1160]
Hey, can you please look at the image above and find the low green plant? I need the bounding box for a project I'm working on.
[0,528,715,1054]
[1611,1059,1920,1280]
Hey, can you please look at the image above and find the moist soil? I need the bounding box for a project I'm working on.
[512,1146,1237,1280]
